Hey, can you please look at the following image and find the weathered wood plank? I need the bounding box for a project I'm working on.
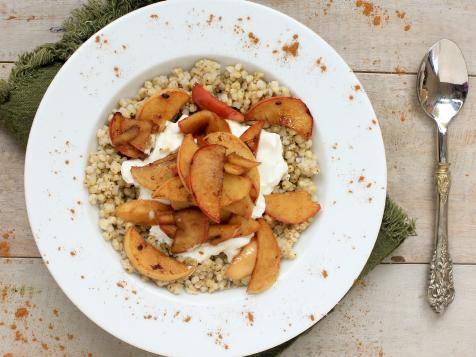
[0,0,83,61]
[282,263,476,357]
[1,1,476,76]
[0,259,474,356]
[1,72,474,262]
[0,258,155,356]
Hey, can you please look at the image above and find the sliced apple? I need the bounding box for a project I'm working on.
[121,117,153,152]
[239,121,265,155]
[136,88,190,130]
[189,144,226,223]
[224,163,247,176]
[220,209,232,223]
[204,132,260,200]
[159,224,177,239]
[192,84,244,122]
[116,200,172,226]
[245,96,313,139]
[109,112,147,159]
[226,239,258,280]
[229,215,260,236]
[226,153,260,170]
[178,110,230,136]
[113,125,140,145]
[124,227,194,281]
[247,219,280,294]
[153,176,192,202]
[170,200,195,210]
[177,134,199,191]
[221,174,252,207]
[208,224,240,245]
[264,191,321,224]
[131,155,177,190]
[223,196,254,218]
[172,208,210,254]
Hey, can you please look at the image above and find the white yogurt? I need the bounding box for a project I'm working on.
[176,235,253,263]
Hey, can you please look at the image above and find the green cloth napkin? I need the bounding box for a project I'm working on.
[0,1,416,355]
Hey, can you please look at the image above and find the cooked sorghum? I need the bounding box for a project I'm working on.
[85,59,319,294]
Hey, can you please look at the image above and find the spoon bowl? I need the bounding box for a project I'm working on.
[417,39,469,132]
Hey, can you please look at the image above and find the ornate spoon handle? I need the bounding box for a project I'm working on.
[427,160,455,313]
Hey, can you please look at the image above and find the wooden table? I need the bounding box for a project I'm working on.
[1,1,475,356]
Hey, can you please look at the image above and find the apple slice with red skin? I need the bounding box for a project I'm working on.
[192,84,244,122]
[116,200,172,226]
[136,89,190,131]
[172,208,210,254]
[226,239,258,280]
[177,134,199,192]
[178,110,230,136]
[124,227,194,281]
[247,219,280,294]
[204,132,260,201]
[189,144,226,223]
[245,96,313,139]
[264,191,321,224]
[239,121,265,155]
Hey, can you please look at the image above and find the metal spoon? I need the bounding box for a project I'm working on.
[417,39,468,313]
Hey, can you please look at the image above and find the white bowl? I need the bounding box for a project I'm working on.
[25,1,386,355]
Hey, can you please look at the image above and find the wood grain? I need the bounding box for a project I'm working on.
[1,1,476,76]
[282,263,476,357]
[1,259,474,356]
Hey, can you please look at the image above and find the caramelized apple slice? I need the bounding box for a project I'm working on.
[131,154,177,190]
[247,219,280,293]
[192,84,244,122]
[204,132,260,201]
[121,118,153,152]
[113,125,140,145]
[177,134,199,191]
[109,113,146,159]
[170,200,195,210]
[153,176,192,202]
[178,110,230,136]
[239,121,264,155]
[264,191,321,224]
[226,239,257,280]
[124,227,194,281]
[245,96,313,139]
[226,153,260,170]
[221,174,252,207]
[172,208,210,254]
[159,224,177,239]
[116,200,171,226]
[208,224,240,245]
[224,163,247,176]
[223,196,253,218]
[229,215,260,236]
[189,145,226,223]
[136,89,190,130]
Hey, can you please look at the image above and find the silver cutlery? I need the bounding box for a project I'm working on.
[416,39,468,313]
